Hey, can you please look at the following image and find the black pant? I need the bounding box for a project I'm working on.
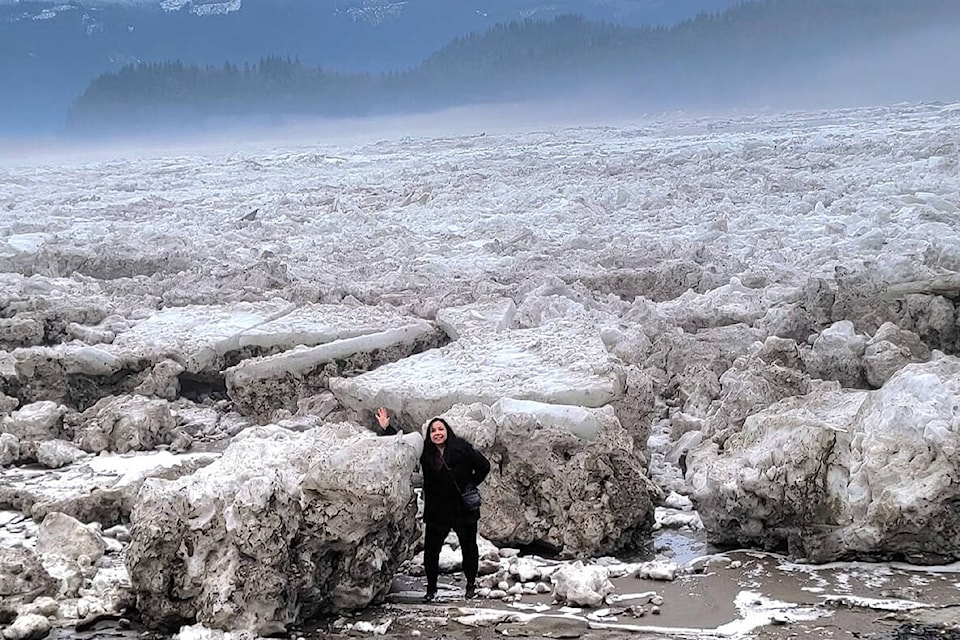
[423,519,479,592]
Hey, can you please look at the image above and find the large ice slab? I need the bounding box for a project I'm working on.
[107,301,435,375]
[235,303,430,350]
[329,320,623,427]
[225,319,443,420]
[126,423,423,633]
[0,450,217,529]
[108,300,296,373]
[441,400,660,556]
[435,296,517,339]
[689,353,960,564]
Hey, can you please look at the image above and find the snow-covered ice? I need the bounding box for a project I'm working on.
[2,101,960,639]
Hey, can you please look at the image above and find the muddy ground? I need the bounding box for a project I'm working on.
[301,536,960,640]
[46,546,960,640]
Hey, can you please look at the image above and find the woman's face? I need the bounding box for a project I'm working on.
[429,421,448,446]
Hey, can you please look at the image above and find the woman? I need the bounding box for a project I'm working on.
[419,416,490,601]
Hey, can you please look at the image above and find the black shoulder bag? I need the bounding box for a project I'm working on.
[440,454,482,511]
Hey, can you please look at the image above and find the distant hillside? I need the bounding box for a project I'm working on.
[410,0,960,108]
[0,0,739,135]
[64,0,960,135]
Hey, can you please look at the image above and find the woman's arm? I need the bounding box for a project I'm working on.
[375,407,398,436]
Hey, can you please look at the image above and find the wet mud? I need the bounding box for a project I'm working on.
[299,545,960,640]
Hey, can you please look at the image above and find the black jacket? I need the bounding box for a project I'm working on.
[420,424,490,525]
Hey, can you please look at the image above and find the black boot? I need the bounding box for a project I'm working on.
[464,582,476,599]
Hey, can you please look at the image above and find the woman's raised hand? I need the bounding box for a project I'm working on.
[375,407,391,429]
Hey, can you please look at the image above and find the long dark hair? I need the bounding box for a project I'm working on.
[421,417,464,464]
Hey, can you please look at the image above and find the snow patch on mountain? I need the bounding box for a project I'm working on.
[81,12,104,34]
[191,0,240,16]
[336,0,409,25]
[159,0,240,15]
[31,7,61,19]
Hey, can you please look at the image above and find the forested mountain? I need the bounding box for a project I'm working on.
[0,0,738,135]
[64,0,960,134]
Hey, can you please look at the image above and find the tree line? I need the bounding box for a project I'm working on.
[65,0,960,132]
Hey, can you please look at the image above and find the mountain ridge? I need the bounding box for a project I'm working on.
[65,0,960,136]
[1,0,740,134]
